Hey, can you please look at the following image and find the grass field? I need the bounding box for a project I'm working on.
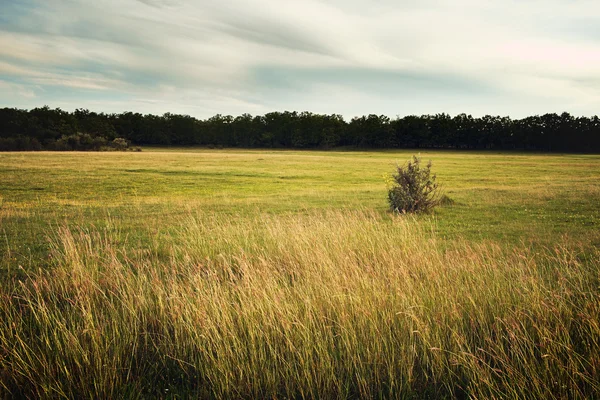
[1,149,600,398]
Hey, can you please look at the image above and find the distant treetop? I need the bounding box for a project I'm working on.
[1,107,598,152]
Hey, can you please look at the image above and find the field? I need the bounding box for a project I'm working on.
[1,149,600,398]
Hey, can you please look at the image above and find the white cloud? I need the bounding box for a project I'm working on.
[0,80,37,100]
[0,0,599,117]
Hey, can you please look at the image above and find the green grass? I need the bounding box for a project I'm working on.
[1,149,600,398]
[1,149,599,255]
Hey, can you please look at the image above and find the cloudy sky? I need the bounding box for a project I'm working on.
[0,0,599,119]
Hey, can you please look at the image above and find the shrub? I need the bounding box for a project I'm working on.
[387,155,441,213]
[91,136,108,150]
[0,136,43,151]
[0,137,17,151]
[110,137,129,150]
[0,134,133,151]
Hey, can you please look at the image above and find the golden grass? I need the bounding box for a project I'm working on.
[1,210,599,398]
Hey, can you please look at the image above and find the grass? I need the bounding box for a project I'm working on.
[1,149,600,398]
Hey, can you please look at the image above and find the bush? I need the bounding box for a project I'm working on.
[0,134,135,151]
[110,137,129,150]
[0,136,42,151]
[387,155,441,213]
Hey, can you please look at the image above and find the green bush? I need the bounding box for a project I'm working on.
[51,133,108,151]
[387,155,441,213]
[110,137,129,150]
[0,136,42,151]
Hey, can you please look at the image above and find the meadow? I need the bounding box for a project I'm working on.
[1,149,599,398]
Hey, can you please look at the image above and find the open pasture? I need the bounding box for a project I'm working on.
[1,149,599,261]
[1,149,599,398]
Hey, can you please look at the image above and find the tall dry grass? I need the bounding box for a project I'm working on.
[1,210,599,399]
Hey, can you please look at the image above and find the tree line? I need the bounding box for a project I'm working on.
[1,106,599,152]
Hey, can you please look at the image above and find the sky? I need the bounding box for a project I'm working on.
[0,0,599,119]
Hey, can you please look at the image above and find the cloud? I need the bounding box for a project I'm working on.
[0,0,599,118]
[0,80,37,100]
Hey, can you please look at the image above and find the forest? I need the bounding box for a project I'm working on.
[1,106,599,152]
